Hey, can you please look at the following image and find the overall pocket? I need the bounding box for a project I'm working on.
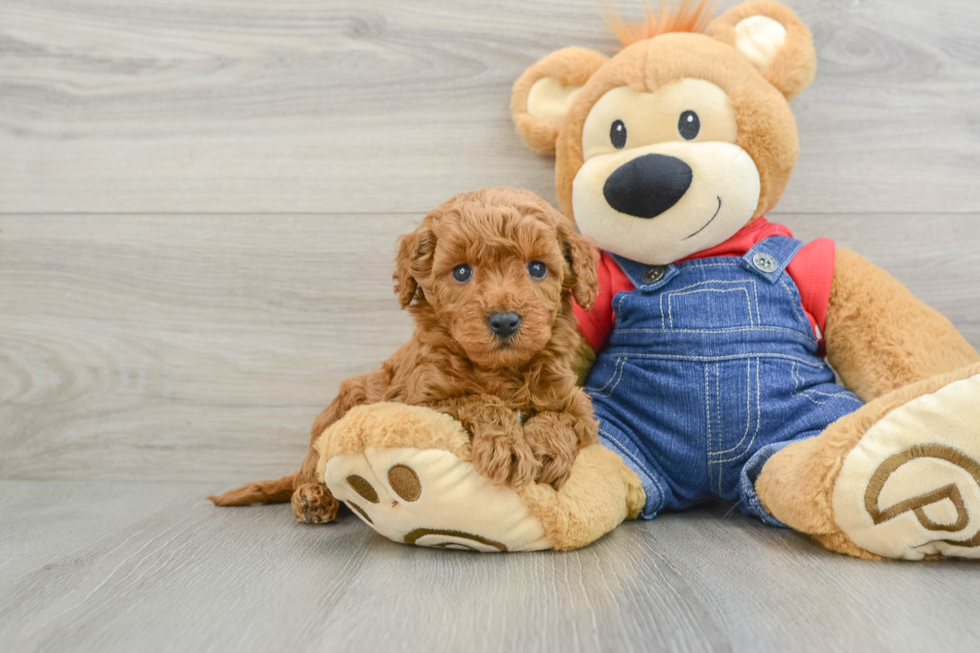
[663,278,761,330]
[584,355,628,398]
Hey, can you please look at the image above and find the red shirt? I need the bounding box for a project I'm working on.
[573,218,836,352]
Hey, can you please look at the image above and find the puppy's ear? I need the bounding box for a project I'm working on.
[557,217,600,311]
[394,221,436,309]
[707,1,816,100]
[511,47,608,155]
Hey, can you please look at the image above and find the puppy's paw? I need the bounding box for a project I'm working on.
[470,430,539,489]
[523,413,579,490]
[291,482,340,525]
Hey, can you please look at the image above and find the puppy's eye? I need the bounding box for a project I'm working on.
[452,263,473,284]
[678,110,700,140]
[610,119,627,149]
[527,261,547,280]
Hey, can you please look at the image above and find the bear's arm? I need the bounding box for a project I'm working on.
[824,248,980,402]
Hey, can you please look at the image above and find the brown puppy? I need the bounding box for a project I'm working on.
[210,187,601,524]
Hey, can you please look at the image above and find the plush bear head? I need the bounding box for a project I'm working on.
[511,0,816,265]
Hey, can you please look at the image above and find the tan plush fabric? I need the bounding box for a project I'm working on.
[315,403,644,551]
[833,374,980,559]
[519,444,645,551]
[315,403,472,475]
[825,249,980,403]
[512,47,609,155]
[325,446,551,552]
[559,33,801,222]
[756,363,980,560]
[706,0,816,100]
[511,2,816,222]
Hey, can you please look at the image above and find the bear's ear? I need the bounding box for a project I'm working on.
[511,47,609,155]
[707,1,816,100]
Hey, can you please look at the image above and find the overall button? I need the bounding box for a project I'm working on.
[642,265,667,284]
[752,253,778,273]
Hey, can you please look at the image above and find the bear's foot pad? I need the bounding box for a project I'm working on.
[324,447,551,552]
[834,374,980,560]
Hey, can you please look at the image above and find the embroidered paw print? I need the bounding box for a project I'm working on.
[322,447,550,552]
[344,465,420,526]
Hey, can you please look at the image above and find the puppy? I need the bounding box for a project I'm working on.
[210,187,600,524]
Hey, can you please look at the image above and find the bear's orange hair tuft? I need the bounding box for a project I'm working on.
[604,1,715,48]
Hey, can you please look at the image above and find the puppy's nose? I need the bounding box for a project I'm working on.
[487,312,521,338]
[603,153,692,219]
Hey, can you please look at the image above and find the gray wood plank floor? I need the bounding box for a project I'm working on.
[2,1,979,652]
[4,481,979,653]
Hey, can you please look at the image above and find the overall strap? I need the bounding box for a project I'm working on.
[739,235,804,284]
[609,254,679,292]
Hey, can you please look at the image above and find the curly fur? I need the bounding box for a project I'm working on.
[209,188,601,523]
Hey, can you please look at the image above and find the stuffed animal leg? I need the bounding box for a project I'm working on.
[313,402,645,551]
[757,363,980,561]
[756,250,980,561]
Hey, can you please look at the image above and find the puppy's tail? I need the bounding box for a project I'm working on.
[208,472,297,506]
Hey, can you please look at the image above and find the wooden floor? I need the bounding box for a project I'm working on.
[2,1,979,651]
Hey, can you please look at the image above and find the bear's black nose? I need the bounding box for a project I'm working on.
[603,153,693,219]
[487,312,521,338]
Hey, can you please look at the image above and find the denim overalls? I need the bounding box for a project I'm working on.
[584,236,864,524]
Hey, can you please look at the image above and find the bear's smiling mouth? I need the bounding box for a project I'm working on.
[683,196,723,240]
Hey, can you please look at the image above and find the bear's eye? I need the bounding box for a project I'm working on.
[678,110,700,140]
[527,261,547,280]
[610,120,627,149]
[452,264,473,284]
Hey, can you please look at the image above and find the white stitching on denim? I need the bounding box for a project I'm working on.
[668,287,753,328]
[662,279,760,327]
[711,358,753,457]
[779,276,813,334]
[706,363,714,488]
[614,290,629,321]
[676,278,743,288]
[612,326,816,344]
[789,361,858,405]
[800,389,860,404]
[703,364,712,461]
[705,363,720,490]
[680,262,740,269]
[791,361,822,404]
[667,278,757,292]
[605,352,827,368]
[602,357,628,398]
[807,390,861,399]
[659,292,665,329]
[755,357,761,451]
[599,427,666,508]
[784,240,806,268]
[714,364,722,487]
[714,363,721,457]
[713,357,762,464]
[789,362,827,404]
[584,356,627,398]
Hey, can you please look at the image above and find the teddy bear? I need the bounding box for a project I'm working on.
[308,0,980,560]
